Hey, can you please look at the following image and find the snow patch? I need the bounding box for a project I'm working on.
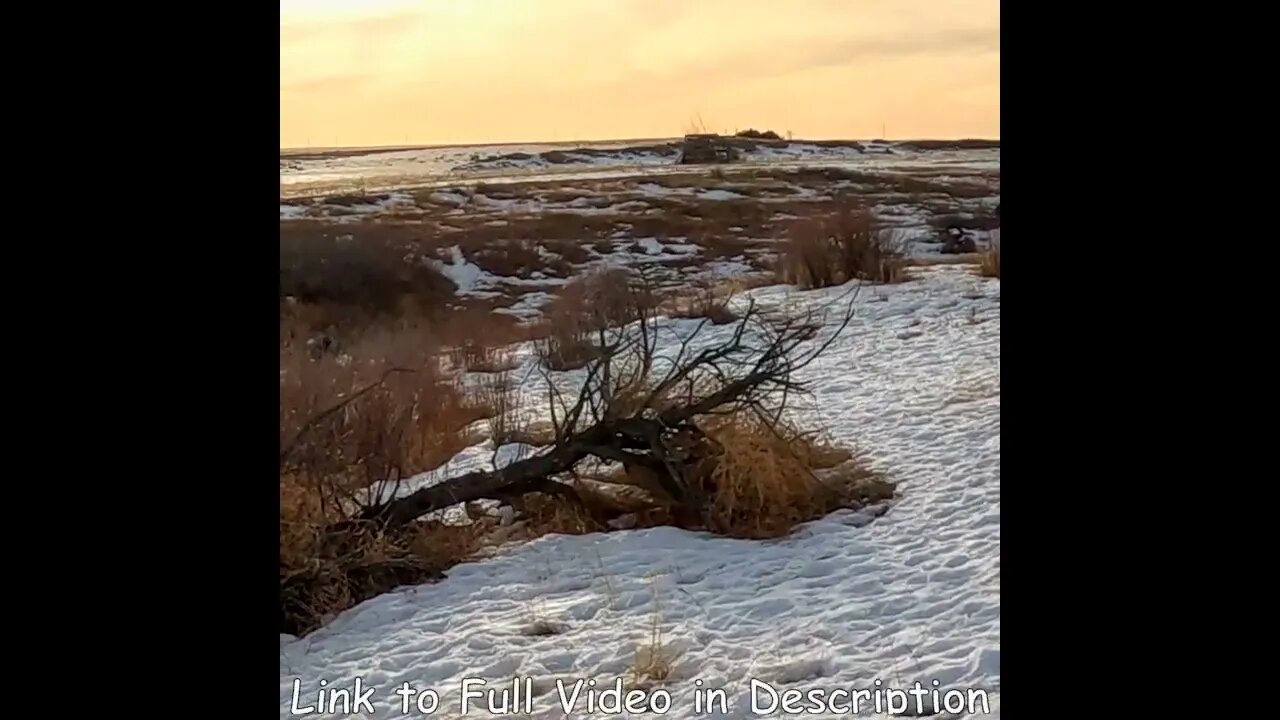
[282,267,1001,720]
[431,246,484,293]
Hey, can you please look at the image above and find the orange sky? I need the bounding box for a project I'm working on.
[280,0,999,148]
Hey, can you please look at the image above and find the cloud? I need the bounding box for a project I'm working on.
[797,26,999,71]
[281,73,374,95]
[280,10,420,46]
[575,25,998,94]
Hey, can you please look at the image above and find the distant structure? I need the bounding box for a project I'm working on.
[734,128,782,141]
[678,134,740,164]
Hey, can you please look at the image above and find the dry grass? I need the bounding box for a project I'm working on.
[521,616,568,636]
[977,237,1000,278]
[516,490,607,537]
[629,586,676,688]
[929,209,1001,233]
[466,239,573,279]
[473,369,528,448]
[535,323,599,372]
[280,222,457,330]
[544,238,593,265]
[279,325,496,636]
[281,327,493,482]
[450,342,519,373]
[688,413,890,539]
[667,279,739,325]
[778,201,908,289]
[534,268,657,371]
[570,408,892,541]
[906,254,982,267]
[499,420,558,447]
[279,499,481,636]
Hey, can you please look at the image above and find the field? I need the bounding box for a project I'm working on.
[280,141,1000,719]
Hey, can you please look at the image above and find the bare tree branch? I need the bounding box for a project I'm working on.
[332,279,863,531]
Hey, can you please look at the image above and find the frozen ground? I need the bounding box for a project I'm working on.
[280,266,1000,719]
[280,139,998,198]
[280,164,1000,314]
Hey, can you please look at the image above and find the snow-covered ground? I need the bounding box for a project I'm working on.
[280,140,998,199]
[280,267,1000,719]
[280,164,999,296]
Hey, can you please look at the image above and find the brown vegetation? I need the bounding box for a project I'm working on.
[280,328,497,635]
[779,200,908,288]
[280,223,456,333]
[667,279,738,325]
[735,128,782,140]
[533,268,658,371]
[280,264,895,636]
[978,238,1001,278]
[895,139,1000,151]
[277,166,1016,636]
[466,239,573,279]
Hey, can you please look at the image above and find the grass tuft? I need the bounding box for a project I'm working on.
[778,200,907,289]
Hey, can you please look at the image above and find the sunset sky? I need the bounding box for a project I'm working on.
[280,0,998,149]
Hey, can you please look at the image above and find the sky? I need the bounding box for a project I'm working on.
[280,0,999,149]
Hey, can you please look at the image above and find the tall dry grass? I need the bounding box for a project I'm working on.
[689,413,889,538]
[978,236,1000,278]
[778,201,908,288]
[279,326,498,636]
[279,224,456,331]
[667,278,738,325]
[534,268,658,371]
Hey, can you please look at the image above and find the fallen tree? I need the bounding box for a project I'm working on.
[281,271,892,635]
[339,278,863,532]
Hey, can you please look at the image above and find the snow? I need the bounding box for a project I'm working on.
[635,237,665,256]
[635,182,675,197]
[281,140,998,200]
[661,241,701,255]
[280,266,1000,719]
[473,194,544,214]
[703,259,755,278]
[432,246,485,293]
[633,184,746,202]
[495,291,558,319]
[428,247,572,297]
[280,191,416,221]
[428,191,469,206]
[741,143,864,163]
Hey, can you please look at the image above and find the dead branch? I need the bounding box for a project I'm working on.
[336,279,862,531]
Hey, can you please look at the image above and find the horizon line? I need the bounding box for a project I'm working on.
[279,134,1001,154]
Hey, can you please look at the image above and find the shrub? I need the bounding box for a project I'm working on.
[668,280,739,325]
[735,128,782,141]
[450,342,519,373]
[978,235,1000,278]
[279,225,456,323]
[535,268,658,371]
[468,239,572,279]
[279,328,492,635]
[688,413,890,539]
[778,201,907,288]
[471,369,527,448]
